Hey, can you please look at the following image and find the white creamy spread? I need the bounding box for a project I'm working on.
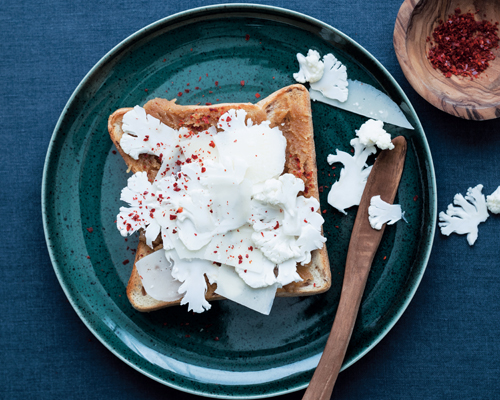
[117,106,326,314]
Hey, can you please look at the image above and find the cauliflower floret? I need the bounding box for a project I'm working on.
[327,138,377,214]
[120,106,185,177]
[116,172,164,247]
[310,53,349,102]
[252,173,304,213]
[438,184,489,246]
[249,174,325,266]
[368,195,405,230]
[293,49,325,83]
[168,250,219,313]
[356,119,394,150]
[486,186,500,214]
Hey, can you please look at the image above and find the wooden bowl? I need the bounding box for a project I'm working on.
[394,0,500,120]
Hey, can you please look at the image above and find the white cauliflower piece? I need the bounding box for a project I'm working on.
[249,174,325,266]
[120,106,185,177]
[438,184,489,246]
[293,49,325,83]
[486,186,500,214]
[368,195,405,230]
[116,172,163,247]
[327,138,377,214]
[310,53,349,102]
[252,174,304,214]
[356,119,394,150]
[168,250,219,313]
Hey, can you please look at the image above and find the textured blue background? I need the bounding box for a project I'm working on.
[1,0,500,399]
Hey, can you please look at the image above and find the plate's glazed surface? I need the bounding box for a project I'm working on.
[42,4,436,398]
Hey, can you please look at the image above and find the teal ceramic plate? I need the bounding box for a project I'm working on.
[42,4,436,399]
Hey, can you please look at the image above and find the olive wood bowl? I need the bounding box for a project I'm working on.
[394,0,500,120]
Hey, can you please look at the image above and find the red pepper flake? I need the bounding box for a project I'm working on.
[170,215,177,220]
[209,140,215,148]
[248,246,253,251]
[245,34,250,41]
[383,256,387,260]
[319,186,324,193]
[86,255,90,259]
[215,81,219,86]
[205,102,212,105]
[255,93,261,98]
[177,207,183,213]
[185,89,190,93]
[274,221,280,230]
[240,80,245,86]
[144,88,148,92]
[178,92,183,97]
[86,227,93,233]
[413,195,419,201]
[322,209,327,214]
[143,135,149,142]
[427,8,499,79]
[123,259,130,265]
[201,167,207,173]
[112,150,116,154]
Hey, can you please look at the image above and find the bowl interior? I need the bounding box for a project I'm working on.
[399,0,500,119]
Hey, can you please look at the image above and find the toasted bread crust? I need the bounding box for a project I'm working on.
[110,84,331,312]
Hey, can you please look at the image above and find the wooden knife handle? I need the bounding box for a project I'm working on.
[303,136,407,400]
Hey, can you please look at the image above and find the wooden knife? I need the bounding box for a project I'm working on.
[303,135,407,400]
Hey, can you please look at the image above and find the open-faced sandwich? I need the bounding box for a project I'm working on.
[108,84,330,315]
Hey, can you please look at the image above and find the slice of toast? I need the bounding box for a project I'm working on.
[109,84,331,312]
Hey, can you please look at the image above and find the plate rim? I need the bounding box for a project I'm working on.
[41,3,437,398]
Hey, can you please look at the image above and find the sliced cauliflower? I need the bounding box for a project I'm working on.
[368,195,405,230]
[116,172,164,247]
[293,49,325,83]
[120,106,185,177]
[356,119,394,150]
[438,184,489,246]
[168,249,219,313]
[250,174,325,266]
[327,138,377,214]
[310,53,349,102]
[486,186,500,214]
